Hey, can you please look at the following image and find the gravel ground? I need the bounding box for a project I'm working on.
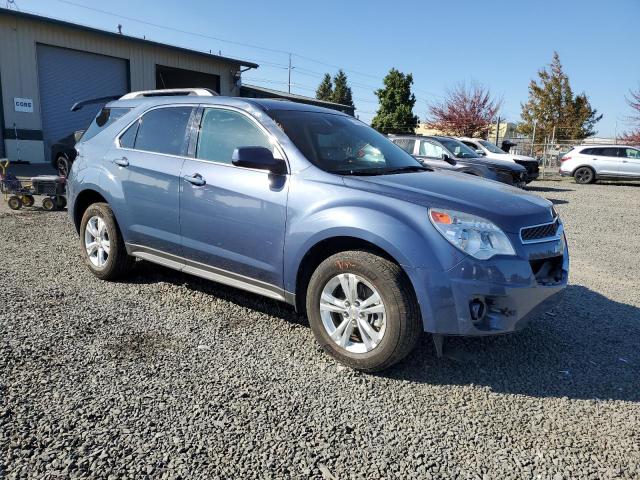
[1,179,639,479]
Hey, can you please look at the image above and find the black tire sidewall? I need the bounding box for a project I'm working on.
[56,155,69,177]
[575,167,594,184]
[306,252,413,371]
[8,196,22,210]
[79,203,126,280]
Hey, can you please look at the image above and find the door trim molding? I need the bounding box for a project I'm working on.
[126,243,291,303]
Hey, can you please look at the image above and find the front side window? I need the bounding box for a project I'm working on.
[133,106,193,156]
[626,148,640,159]
[196,108,272,164]
[419,141,445,158]
[83,107,131,141]
[267,110,422,174]
[438,138,478,159]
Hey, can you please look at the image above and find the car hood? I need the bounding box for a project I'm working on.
[342,170,553,233]
[511,154,537,162]
[458,156,526,172]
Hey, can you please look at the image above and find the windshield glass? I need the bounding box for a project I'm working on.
[479,140,506,154]
[267,110,424,174]
[438,138,479,159]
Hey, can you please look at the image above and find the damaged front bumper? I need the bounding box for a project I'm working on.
[412,232,569,336]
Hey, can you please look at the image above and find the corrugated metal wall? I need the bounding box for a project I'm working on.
[0,12,245,162]
[36,44,129,156]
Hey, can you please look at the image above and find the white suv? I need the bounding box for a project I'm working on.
[458,137,539,183]
[559,145,640,184]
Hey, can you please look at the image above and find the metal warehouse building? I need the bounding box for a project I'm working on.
[0,9,258,163]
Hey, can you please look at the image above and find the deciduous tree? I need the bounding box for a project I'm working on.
[619,86,640,145]
[371,68,418,134]
[426,82,501,138]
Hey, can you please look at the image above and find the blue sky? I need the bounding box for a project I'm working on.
[16,0,640,137]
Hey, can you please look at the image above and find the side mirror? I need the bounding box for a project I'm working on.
[442,153,456,165]
[232,147,286,174]
[475,149,485,156]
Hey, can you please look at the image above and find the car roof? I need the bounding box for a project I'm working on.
[107,95,349,116]
[576,144,636,148]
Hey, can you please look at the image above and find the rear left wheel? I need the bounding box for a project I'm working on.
[306,250,421,372]
[574,166,595,184]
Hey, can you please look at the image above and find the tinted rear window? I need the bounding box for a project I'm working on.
[82,107,131,141]
[133,107,193,156]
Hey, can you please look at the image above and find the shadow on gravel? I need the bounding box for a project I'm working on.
[526,186,574,193]
[547,198,569,205]
[387,285,640,402]
[127,263,639,402]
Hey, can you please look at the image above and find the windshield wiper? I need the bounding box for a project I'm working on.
[380,165,432,174]
[328,165,432,176]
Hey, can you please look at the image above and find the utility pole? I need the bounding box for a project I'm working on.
[495,116,501,145]
[530,121,536,157]
[288,53,292,94]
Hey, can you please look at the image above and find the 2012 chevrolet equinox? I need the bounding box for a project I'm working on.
[68,89,569,371]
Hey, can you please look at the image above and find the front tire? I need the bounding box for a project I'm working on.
[56,155,70,177]
[574,166,595,184]
[79,202,134,280]
[8,195,22,210]
[306,251,421,372]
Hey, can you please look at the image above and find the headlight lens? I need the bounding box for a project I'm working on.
[429,208,516,260]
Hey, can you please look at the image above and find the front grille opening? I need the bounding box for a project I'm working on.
[521,220,559,242]
[530,255,564,285]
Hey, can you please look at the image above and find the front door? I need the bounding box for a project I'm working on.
[620,147,640,177]
[179,106,289,291]
[104,105,195,255]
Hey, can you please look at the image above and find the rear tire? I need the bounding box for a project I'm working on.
[79,202,135,280]
[56,155,70,177]
[42,197,55,211]
[306,250,421,372]
[574,166,595,184]
[22,195,35,207]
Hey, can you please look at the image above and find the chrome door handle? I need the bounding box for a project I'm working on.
[184,173,206,186]
[114,157,129,167]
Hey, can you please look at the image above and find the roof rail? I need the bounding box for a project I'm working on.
[119,88,218,100]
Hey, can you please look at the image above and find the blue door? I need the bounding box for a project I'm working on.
[179,107,289,290]
[104,105,194,255]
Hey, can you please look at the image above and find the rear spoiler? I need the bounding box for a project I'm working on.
[70,95,121,112]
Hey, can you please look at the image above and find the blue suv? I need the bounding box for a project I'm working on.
[68,89,568,371]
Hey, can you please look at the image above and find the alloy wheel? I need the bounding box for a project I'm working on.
[319,273,386,354]
[84,215,110,268]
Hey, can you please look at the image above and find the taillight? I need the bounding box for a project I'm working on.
[560,156,571,162]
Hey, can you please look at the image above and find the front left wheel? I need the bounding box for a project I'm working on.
[306,250,421,372]
[79,202,134,280]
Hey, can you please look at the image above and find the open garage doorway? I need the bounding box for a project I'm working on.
[155,65,220,93]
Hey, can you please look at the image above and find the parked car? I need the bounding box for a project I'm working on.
[392,135,528,188]
[50,129,84,176]
[458,137,540,183]
[559,145,640,184]
[67,89,568,372]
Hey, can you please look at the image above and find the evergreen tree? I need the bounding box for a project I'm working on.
[331,70,354,107]
[520,52,601,141]
[371,68,418,134]
[316,73,333,102]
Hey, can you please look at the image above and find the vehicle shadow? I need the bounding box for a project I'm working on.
[129,263,639,402]
[388,285,640,402]
[526,185,574,193]
[547,198,569,205]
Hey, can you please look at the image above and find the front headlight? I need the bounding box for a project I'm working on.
[429,208,516,260]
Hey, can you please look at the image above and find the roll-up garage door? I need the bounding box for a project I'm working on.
[36,44,129,160]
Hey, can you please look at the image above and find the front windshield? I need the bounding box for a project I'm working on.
[479,140,506,154]
[267,110,424,174]
[438,138,479,159]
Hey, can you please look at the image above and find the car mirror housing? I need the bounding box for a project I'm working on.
[232,147,286,174]
[475,149,486,156]
[442,153,456,165]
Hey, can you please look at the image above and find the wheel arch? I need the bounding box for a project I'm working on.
[571,164,596,176]
[292,235,417,317]
[72,189,108,233]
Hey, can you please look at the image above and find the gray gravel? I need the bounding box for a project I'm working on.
[1,179,639,479]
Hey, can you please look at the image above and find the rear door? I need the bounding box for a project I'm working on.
[104,105,195,255]
[589,147,621,176]
[179,106,289,291]
[620,147,640,177]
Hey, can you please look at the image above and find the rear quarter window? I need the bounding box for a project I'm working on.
[82,107,131,141]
